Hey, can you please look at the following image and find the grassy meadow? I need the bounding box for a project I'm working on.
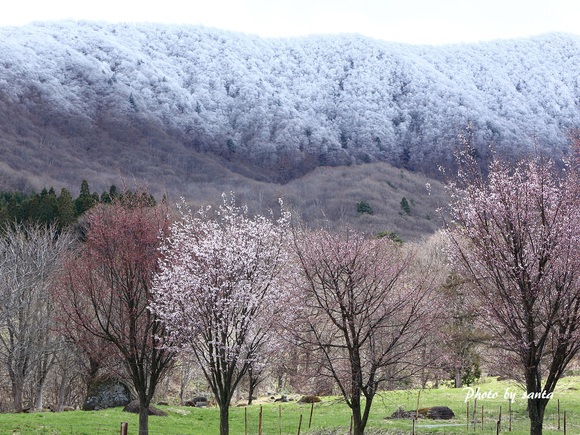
[0,376,578,434]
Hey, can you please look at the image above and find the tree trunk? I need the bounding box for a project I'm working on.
[138,397,150,435]
[525,364,549,435]
[247,383,255,405]
[349,346,366,435]
[248,373,258,405]
[352,408,365,435]
[528,398,547,435]
[350,395,366,435]
[11,380,24,413]
[35,384,44,410]
[454,369,463,388]
[360,394,374,435]
[349,387,374,435]
[219,403,229,435]
[276,371,284,392]
[9,362,25,413]
[56,381,66,412]
[35,361,52,410]
[158,374,171,403]
[179,386,185,406]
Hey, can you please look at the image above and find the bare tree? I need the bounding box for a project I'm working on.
[418,232,485,388]
[437,272,484,388]
[291,227,437,435]
[48,340,87,411]
[0,223,69,412]
[51,315,123,409]
[445,144,580,435]
[173,357,199,406]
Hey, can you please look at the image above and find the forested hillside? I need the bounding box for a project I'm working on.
[0,22,578,188]
[0,22,578,240]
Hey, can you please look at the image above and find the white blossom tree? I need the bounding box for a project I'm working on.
[151,195,291,435]
[446,142,580,435]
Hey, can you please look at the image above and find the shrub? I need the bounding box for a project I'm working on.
[400,197,411,215]
[374,230,403,244]
[356,201,374,215]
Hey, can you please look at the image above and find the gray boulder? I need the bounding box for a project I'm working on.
[123,400,167,416]
[390,406,455,420]
[83,379,132,411]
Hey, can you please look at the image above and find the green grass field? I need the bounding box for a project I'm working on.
[0,376,578,434]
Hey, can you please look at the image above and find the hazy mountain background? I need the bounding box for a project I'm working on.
[0,21,578,240]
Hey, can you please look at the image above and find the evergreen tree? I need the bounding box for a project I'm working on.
[57,188,76,230]
[75,180,96,216]
[0,204,9,225]
[109,185,119,200]
[23,188,58,226]
[400,197,411,215]
[0,192,27,225]
[100,191,112,204]
[356,201,374,215]
[36,188,59,225]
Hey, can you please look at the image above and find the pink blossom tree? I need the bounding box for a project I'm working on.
[291,227,438,435]
[54,194,174,435]
[446,145,580,435]
[151,195,291,435]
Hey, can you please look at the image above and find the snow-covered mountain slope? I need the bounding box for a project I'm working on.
[0,21,578,186]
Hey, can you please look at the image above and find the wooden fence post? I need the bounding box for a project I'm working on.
[564,410,567,435]
[296,414,303,435]
[467,402,470,431]
[279,404,282,435]
[508,399,512,432]
[120,422,128,435]
[415,390,421,421]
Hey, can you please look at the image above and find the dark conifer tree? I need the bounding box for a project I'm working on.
[37,188,59,225]
[75,180,96,216]
[57,188,76,230]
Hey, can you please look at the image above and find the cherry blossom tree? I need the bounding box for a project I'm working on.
[151,195,291,435]
[446,145,580,435]
[291,227,437,435]
[54,194,174,435]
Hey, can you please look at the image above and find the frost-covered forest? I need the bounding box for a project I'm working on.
[0,21,579,187]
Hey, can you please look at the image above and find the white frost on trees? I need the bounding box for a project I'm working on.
[0,22,578,175]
